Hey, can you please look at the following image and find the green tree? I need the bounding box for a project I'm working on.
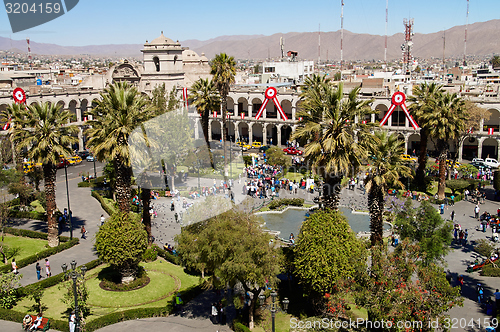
[86,81,154,213]
[265,146,291,172]
[292,76,374,210]
[95,212,148,282]
[211,53,236,143]
[15,102,77,247]
[408,82,443,190]
[176,209,282,329]
[393,200,453,264]
[353,241,462,331]
[422,92,467,199]
[59,268,90,318]
[0,272,22,309]
[364,132,411,246]
[190,78,220,148]
[293,209,366,295]
[0,103,27,169]
[445,179,470,195]
[151,83,180,116]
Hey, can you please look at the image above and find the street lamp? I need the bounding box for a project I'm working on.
[61,260,87,332]
[259,291,289,332]
[93,156,97,180]
[64,161,72,239]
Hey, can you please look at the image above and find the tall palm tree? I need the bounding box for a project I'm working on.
[408,82,443,190]
[421,92,467,199]
[190,78,220,147]
[1,103,27,169]
[15,102,77,247]
[210,53,236,143]
[363,131,411,246]
[86,81,153,213]
[292,78,374,210]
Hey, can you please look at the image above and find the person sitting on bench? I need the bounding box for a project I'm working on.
[23,314,33,331]
[30,313,43,331]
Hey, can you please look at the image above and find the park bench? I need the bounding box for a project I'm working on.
[22,315,50,332]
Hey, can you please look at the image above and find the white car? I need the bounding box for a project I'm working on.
[472,158,484,163]
[484,158,500,169]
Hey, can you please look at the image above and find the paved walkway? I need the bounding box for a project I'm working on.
[1,168,500,332]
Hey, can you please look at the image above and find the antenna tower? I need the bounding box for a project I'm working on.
[464,0,469,66]
[26,37,31,69]
[401,18,414,80]
[318,24,321,66]
[442,30,446,74]
[280,37,284,59]
[384,0,388,66]
[340,0,344,69]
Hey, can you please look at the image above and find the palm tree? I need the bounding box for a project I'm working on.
[86,81,153,213]
[292,78,374,210]
[15,102,77,247]
[408,82,443,190]
[363,131,411,246]
[1,103,27,169]
[190,78,220,147]
[421,92,467,199]
[210,53,236,143]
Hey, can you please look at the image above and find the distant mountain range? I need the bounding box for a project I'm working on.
[1,20,498,61]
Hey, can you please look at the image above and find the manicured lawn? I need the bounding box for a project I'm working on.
[12,258,200,321]
[1,235,48,266]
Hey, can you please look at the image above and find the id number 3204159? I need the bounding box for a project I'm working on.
[5,2,61,14]
[442,318,498,329]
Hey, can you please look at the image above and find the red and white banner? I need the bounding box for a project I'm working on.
[182,87,188,108]
[255,87,288,121]
[298,117,303,121]
[83,117,87,122]
[488,128,494,135]
[240,113,245,119]
[468,127,474,134]
[13,88,26,104]
[226,114,231,119]
[379,92,419,130]
[2,119,11,130]
[213,111,217,118]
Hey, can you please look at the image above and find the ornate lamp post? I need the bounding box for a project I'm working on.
[259,291,289,332]
[61,260,87,332]
[64,161,72,239]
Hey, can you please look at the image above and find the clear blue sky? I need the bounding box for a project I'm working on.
[0,0,498,46]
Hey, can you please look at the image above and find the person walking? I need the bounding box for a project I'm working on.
[36,262,41,280]
[11,258,18,274]
[44,258,51,277]
[69,311,76,332]
[100,214,105,226]
[451,210,455,222]
[475,204,480,219]
[494,289,500,310]
[81,226,86,239]
[211,303,218,324]
[464,229,468,245]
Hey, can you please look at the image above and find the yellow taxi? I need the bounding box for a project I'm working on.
[68,156,82,165]
[251,141,262,149]
[401,154,417,162]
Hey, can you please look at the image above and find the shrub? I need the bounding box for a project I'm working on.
[494,171,500,191]
[480,265,500,277]
[78,181,92,187]
[156,246,181,265]
[234,322,251,332]
[142,246,158,262]
[91,190,116,216]
[474,239,495,258]
[267,198,304,210]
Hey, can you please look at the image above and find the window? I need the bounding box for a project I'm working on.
[264,67,275,73]
[153,57,160,72]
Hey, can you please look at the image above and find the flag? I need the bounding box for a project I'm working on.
[488,128,494,135]
[241,113,245,119]
[182,87,188,108]
[213,111,217,118]
[362,120,367,124]
[468,127,473,134]
[2,120,10,130]
[298,117,303,121]
[226,114,230,119]
[83,117,87,122]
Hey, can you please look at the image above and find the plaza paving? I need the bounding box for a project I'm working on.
[1,168,500,331]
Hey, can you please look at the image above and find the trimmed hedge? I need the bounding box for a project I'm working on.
[8,210,46,220]
[78,181,92,187]
[91,190,116,216]
[267,198,304,210]
[480,265,500,277]
[0,236,79,274]
[3,227,72,243]
[156,246,182,265]
[234,322,252,332]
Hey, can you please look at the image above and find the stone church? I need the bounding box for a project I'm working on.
[107,32,211,94]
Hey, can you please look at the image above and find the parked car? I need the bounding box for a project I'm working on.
[401,154,417,162]
[251,141,262,149]
[471,160,491,169]
[259,145,271,153]
[484,158,500,169]
[86,155,95,162]
[472,158,484,164]
[77,150,90,159]
[57,158,70,169]
[283,147,303,155]
[68,156,82,165]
